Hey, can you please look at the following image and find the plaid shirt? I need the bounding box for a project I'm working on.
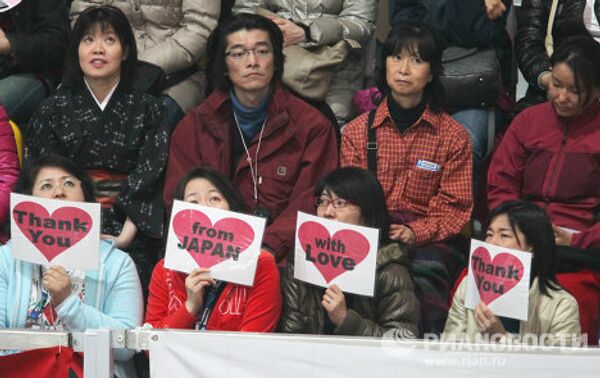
[341,99,473,245]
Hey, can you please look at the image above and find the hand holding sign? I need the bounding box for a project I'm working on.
[184,268,215,315]
[465,240,532,320]
[294,212,379,297]
[10,193,101,270]
[164,200,266,286]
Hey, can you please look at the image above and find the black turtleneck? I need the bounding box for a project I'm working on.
[387,95,426,133]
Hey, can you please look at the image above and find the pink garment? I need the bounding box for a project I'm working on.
[0,105,19,243]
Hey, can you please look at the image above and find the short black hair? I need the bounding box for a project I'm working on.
[377,23,445,112]
[172,166,247,213]
[16,155,95,202]
[551,35,600,107]
[210,13,284,91]
[485,200,560,296]
[314,167,390,245]
[63,5,137,90]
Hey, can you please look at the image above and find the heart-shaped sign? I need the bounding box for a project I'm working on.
[172,209,255,269]
[298,221,370,283]
[12,201,93,262]
[471,247,524,305]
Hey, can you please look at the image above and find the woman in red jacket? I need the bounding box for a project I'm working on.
[0,105,19,242]
[145,167,282,332]
[488,36,600,344]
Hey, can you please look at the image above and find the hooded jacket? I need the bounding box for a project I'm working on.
[280,242,420,337]
[488,101,600,249]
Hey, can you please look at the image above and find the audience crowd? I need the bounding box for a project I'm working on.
[0,0,599,376]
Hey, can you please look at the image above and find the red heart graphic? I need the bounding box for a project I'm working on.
[298,221,371,283]
[172,209,255,269]
[471,247,524,305]
[13,202,93,262]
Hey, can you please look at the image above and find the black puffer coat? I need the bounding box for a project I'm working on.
[280,242,420,337]
[516,0,599,104]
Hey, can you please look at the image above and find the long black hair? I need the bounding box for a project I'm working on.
[63,5,137,90]
[314,167,390,245]
[377,22,446,113]
[16,155,95,202]
[485,200,560,296]
[172,166,247,213]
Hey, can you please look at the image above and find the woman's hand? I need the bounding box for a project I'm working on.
[553,225,573,247]
[102,217,138,249]
[43,266,72,306]
[184,268,215,316]
[268,17,307,47]
[485,0,507,20]
[322,285,348,327]
[474,302,506,339]
[389,224,416,244]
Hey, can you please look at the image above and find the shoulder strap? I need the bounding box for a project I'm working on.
[545,0,560,57]
[366,109,378,175]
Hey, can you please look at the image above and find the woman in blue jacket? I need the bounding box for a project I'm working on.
[0,155,143,377]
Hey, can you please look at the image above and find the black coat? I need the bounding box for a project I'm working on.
[516,0,600,103]
[0,0,69,78]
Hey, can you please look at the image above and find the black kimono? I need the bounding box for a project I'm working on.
[25,84,170,294]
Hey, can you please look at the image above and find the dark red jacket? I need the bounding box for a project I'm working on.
[164,82,339,260]
[488,101,600,249]
[145,252,281,332]
[0,106,19,242]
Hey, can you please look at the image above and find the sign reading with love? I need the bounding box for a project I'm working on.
[10,193,101,270]
[294,212,379,296]
[465,239,532,320]
[164,200,266,286]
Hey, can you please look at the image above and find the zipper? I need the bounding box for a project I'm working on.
[544,125,569,199]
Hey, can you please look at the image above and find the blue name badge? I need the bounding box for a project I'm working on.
[416,159,440,172]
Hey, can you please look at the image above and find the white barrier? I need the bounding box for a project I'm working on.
[1,329,600,378]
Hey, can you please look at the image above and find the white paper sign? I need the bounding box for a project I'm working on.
[465,239,532,320]
[10,193,101,270]
[164,200,266,286]
[293,212,379,297]
[0,0,21,12]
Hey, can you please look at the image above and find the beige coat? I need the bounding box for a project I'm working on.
[233,0,376,123]
[443,276,581,346]
[70,0,220,112]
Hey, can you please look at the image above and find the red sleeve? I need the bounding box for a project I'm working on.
[238,252,282,332]
[0,106,19,226]
[262,112,338,260]
[163,111,205,211]
[145,260,198,329]
[571,224,600,250]
[487,114,528,211]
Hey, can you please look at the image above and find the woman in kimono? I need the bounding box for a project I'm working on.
[25,5,170,295]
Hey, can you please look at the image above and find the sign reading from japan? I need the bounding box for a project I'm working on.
[294,212,379,297]
[0,0,21,12]
[465,239,532,320]
[164,200,266,286]
[10,193,101,270]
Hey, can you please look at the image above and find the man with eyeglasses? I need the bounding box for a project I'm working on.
[164,13,338,264]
